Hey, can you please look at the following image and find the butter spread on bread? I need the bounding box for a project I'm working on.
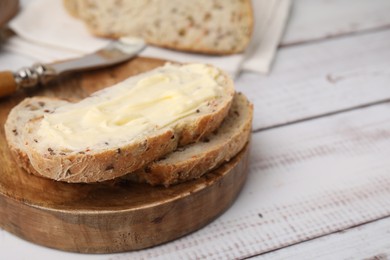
[37,64,226,150]
[5,63,234,183]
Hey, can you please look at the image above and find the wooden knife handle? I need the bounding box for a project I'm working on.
[0,71,17,97]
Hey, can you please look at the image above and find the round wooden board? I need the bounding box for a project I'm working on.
[0,57,249,253]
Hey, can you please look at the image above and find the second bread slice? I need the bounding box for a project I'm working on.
[128,93,253,186]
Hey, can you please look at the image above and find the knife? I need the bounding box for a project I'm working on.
[0,38,145,97]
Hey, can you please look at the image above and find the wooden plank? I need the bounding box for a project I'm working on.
[282,0,390,46]
[257,217,390,259]
[235,29,390,131]
[0,231,106,260]
[109,101,390,259]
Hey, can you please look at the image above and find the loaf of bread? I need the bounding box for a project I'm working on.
[63,0,254,55]
[128,92,253,186]
[5,63,234,183]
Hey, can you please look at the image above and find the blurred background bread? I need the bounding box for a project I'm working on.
[63,0,254,55]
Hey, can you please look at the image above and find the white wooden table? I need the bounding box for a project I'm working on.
[1,0,390,259]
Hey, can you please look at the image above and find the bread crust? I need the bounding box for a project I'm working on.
[5,64,234,183]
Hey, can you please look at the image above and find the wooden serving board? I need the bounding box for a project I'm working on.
[0,57,249,253]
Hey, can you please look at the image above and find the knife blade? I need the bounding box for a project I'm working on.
[0,38,145,97]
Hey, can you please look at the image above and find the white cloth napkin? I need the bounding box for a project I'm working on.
[6,0,291,76]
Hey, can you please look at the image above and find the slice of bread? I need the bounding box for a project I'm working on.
[127,92,253,187]
[5,63,234,183]
[63,0,254,55]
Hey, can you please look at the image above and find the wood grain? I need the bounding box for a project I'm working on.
[0,57,249,253]
[236,29,390,131]
[282,0,390,46]
[259,216,390,259]
[122,102,390,259]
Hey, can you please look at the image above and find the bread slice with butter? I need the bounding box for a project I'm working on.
[6,92,252,187]
[127,93,253,187]
[5,63,234,183]
[63,0,254,55]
